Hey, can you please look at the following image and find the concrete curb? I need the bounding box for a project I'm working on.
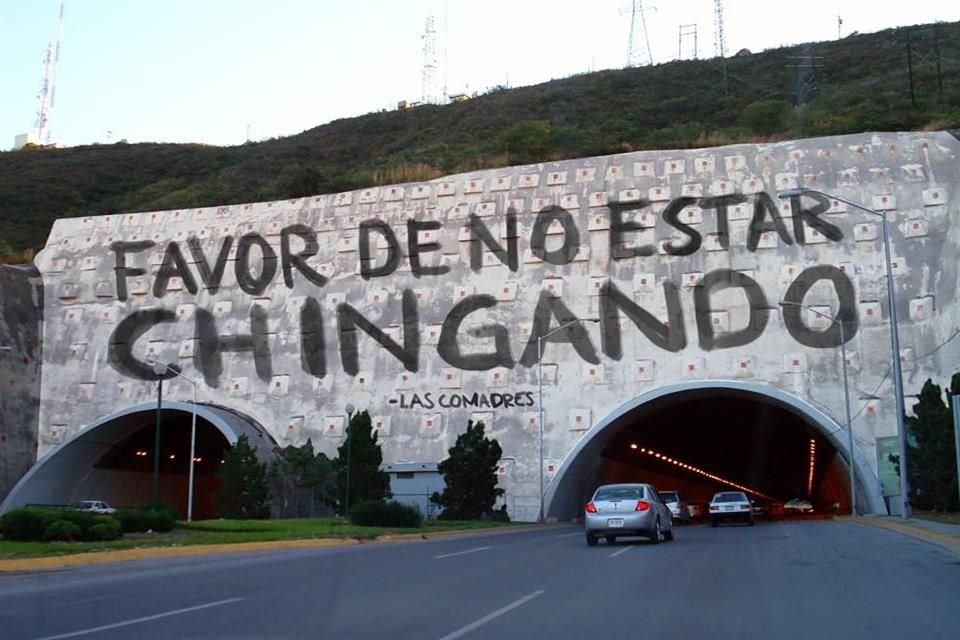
[849,516,960,556]
[0,523,551,573]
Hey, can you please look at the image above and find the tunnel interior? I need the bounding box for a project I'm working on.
[83,408,230,518]
[555,388,856,519]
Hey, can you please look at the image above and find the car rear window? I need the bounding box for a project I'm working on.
[659,491,678,502]
[714,492,747,502]
[595,487,644,501]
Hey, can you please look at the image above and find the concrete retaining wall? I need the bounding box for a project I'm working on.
[0,264,43,501]
[25,131,960,520]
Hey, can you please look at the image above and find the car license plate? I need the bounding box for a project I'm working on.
[607,518,625,528]
[724,505,733,511]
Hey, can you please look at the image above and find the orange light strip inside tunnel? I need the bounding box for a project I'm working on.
[630,443,776,501]
[807,438,816,497]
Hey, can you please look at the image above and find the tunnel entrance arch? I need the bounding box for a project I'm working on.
[0,401,277,517]
[543,380,885,521]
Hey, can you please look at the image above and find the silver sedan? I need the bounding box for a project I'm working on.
[584,483,675,545]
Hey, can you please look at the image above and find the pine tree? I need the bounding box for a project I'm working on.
[333,410,390,514]
[431,420,505,520]
[904,378,960,511]
[215,434,270,519]
[269,439,335,517]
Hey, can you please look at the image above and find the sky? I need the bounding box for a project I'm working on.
[1,0,958,150]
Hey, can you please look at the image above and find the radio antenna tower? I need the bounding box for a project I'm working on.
[421,15,438,104]
[621,1,654,67]
[713,0,727,58]
[34,3,65,145]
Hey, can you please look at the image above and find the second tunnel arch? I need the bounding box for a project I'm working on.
[542,379,886,521]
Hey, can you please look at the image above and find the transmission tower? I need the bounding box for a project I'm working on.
[34,3,65,145]
[678,23,698,60]
[713,0,727,58]
[621,1,654,67]
[421,15,438,104]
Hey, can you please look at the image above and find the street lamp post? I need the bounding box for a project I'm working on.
[148,359,200,521]
[537,317,600,523]
[344,403,355,516]
[951,393,960,512]
[150,362,167,507]
[147,360,197,522]
[779,187,910,518]
[779,301,856,516]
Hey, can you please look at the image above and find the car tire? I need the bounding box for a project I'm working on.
[605,535,616,544]
[748,516,755,526]
[651,518,661,544]
[586,532,597,546]
[664,524,675,542]
[711,518,718,528]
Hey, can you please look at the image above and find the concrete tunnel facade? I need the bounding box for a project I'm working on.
[3,130,959,521]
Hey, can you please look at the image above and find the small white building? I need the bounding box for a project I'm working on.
[381,462,444,518]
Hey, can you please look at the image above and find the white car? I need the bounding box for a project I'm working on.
[783,498,814,514]
[708,491,754,527]
[74,500,116,515]
[658,490,692,525]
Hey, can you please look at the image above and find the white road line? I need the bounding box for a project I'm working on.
[434,546,492,559]
[34,597,244,640]
[555,531,583,538]
[436,589,545,640]
[609,545,634,558]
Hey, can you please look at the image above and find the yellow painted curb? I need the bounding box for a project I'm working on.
[0,537,361,572]
[0,524,546,572]
[852,517,960,556]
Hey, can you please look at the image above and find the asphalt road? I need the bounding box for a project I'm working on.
[1,520,959,639]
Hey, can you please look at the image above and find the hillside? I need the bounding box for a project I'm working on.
[1,20,958,262]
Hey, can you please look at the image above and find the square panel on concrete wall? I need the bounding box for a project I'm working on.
[633,359,655,382]
[569,408,591,432]
[372,416,391,438]
[322,416,345,438]
[420,414,442,438]
[285,416,304,441]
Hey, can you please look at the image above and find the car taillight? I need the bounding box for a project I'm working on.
[635,500,650,511]
[585,502,597,513]
[709,505,718,511]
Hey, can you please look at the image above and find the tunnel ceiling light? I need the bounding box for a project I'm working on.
[635,444,775,501]
[807,438,817,496]
[630,443,639,450]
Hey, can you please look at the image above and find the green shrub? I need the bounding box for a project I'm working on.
[58,509,98,532]
[115,507,176,533]
[1,508,126,541]
[43,519,82,541]
[88,520,123,541]
[0,508,56,541]
[350,500,422,528]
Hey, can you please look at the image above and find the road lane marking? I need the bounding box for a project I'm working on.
[436,589,545,640]
[555,531,583,538]
[609,545,634,558]
[34,597,244,640]
[434,546,492,559]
